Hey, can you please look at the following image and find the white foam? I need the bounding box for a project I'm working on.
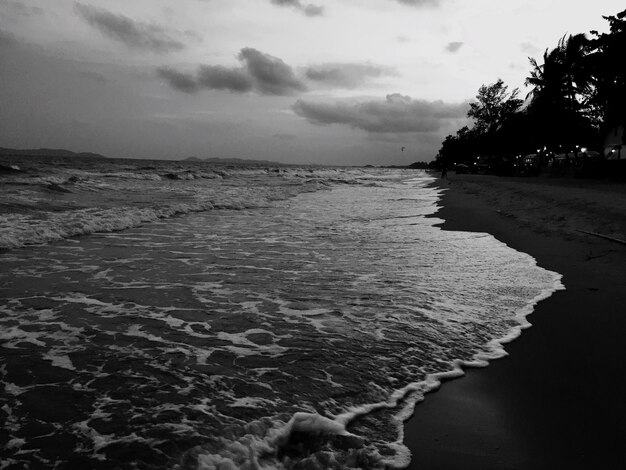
[0,325,46,348]
[216,329,287,357]
[5,438,25,450]
[228,397,280,409]
[102,172,162,181]
[194,412,357,470]
[278,412,353,439]
[43,352,75,370]
[0,166,387,249]
[0,168,566,470]
[125,324,166,343]
[205,252,563,470]
[4,382,30,396]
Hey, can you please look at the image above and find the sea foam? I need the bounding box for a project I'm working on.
[0,163,564,470]
[0,161,379,249]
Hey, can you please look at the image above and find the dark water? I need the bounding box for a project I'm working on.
[0,166,562,469]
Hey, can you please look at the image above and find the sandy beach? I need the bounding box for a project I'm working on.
[405,173,626,469]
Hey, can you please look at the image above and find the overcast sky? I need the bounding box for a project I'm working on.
[0,0,623,165]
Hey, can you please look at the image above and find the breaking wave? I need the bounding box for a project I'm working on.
[0,160,564,470]
[0,157,384,249]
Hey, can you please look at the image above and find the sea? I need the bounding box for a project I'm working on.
[0,156,563,470]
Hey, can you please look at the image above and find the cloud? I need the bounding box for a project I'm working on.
[79,70,108,83]
[445,41,464,53]
[273,133,297,140]
[197,65,253,92]
[520,41,540,55]
[0,1,44,17]
[304,63,396,88]
[158,48,306,95]
[395,0,443,6]
[292,94,468,133]
[157,67,199,93]
[270,0,324,17]
[0,29,16,45]
[239,47,306,94]
[74,3,185,53]
[302,4,324,16]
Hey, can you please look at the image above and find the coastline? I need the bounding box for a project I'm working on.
[404,173,626,469]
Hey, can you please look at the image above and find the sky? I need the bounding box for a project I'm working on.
[0,0,623,166]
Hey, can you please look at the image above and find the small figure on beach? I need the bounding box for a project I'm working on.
[441,166,448,178]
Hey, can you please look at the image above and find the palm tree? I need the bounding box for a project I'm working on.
[586,9,626,139]
[525,33,596,149]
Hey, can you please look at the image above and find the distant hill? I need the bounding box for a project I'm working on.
[374,161,431,170]
[0,147,108,159]
[183,156,283,166]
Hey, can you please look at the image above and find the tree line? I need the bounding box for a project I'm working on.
[434,8,625,173]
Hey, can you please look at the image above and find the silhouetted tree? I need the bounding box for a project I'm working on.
[525,33,597,148]
[434,80,524,168]
[587,9,626,140]
[468,79,523,135]
[432,9,626,169]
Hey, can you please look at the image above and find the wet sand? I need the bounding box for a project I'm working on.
[405,174,626,469]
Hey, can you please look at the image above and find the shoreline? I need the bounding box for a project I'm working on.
[404,174,626,469]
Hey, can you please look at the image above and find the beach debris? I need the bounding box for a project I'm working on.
[576,230,626,246]
[585,249,618,261]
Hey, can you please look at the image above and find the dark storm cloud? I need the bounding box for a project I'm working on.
[238,47,306,94]
[156,67,199,93]
[158,48,306,95]
[304,63,396,88]
[197,65,253,92]
[269,0,324,17]
[445,41,464,53]
[292,94,468,133]
[74,3,185,53]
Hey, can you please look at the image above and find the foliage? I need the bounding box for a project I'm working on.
[587,9,626,135]
[468,79,523,134]
[435,80,524,168]
[433,8,626,169]
[524,33,597,148]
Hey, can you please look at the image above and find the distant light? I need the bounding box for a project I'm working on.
[581,147,587,153]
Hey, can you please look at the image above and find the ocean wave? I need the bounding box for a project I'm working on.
[183,267,564,470]
[174,178,565,470]
[0,168,565,470]
[0,159,399,249]
[0,203,210,248]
